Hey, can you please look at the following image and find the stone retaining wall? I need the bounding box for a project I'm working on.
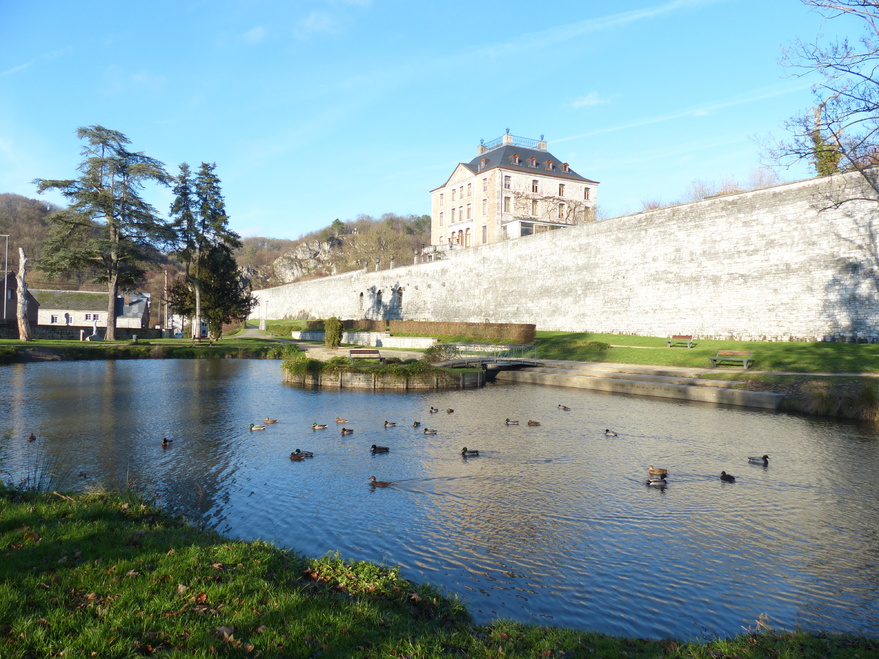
[252,170,879,342]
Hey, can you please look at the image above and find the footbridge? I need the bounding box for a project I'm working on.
[434,343,542,370]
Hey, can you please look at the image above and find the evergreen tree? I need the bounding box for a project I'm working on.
[34,126,171,340]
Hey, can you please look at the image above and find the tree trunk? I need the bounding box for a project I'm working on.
[106,272,118,341]
[16,247,32,342]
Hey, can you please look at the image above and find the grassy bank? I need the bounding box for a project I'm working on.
[0,486,874,658]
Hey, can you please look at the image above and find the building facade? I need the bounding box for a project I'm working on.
[29,290,150,329]
[429,132,599,249]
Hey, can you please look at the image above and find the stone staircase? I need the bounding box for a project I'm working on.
[493,360,785,410]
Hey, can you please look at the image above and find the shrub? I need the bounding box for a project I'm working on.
[424,344,459,363]
[325,317,343,348]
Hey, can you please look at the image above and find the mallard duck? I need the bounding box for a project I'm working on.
[289,452,306,462]
[336,417,348,423]
[647,478,667,487]
[341,427,354,435]
[720,471,736,483]
[446,408,454,414]
[605,429,618,436]
[461,447,480,457]
[647,465,668,479]
[748,454,770,466]
[264,417,278,424]
[292,449,314,458]
[527,420,541,426]
[558,405,571,411]
[312,423,328,430]
[423,428,437,435]
[413,421,421,428]
[505,419,519,425]
[368,476,392,487]
[371,444,390,453]
[384,420,397,428]
[249,423,266,431]
[27,432,36,442]
[429,407,439,414]
[161,437,172,448]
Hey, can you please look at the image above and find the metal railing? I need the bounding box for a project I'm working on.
[445,342,539,361]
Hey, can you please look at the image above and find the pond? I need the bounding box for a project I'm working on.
[1,359,878,640]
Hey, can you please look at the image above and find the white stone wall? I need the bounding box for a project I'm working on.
[254,170,879,342]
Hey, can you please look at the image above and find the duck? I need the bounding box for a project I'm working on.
[264,417,278,424]
[429,406,439,414]
[505,419,519,425]
[312,423,328,430]
[336,417,348,423]
[384,420,397,428]
[461,447,480,457]
[446,408,454,414]
[413,421,421,428]
[371,444,390,453]
[748,454,770,466]
[423,428,437,435]
[291,449,314,458]
[558,405,571,411]
[720,471,736,483]
[340,427,354,435]
[161,437,173,448]
[249,423,266,431]
[289,452,306,462]
[605,429,618,437]
[527,420,541,426]
[368,476,392,488]
[647,465,668,479]
[26,432,36,442]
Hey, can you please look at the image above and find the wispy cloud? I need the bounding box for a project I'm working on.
[570,93,611,109]
[99,66,166,96]
[1,49,68,78]
[241,26,268,45]
[295,10,342,38]
[555,81,813,143]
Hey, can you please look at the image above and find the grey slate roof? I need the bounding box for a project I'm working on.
[465,145,598,183]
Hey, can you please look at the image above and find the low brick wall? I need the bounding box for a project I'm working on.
[283,369,484,390]
[0,324,160,341]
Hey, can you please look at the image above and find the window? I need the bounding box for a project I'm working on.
[482,225,487,243]
[584,187,591,200]
[465,228,471,247]
[531,199,538,216]
[562,163,570,173]
[559,183,566,197]
[482,198,487,215]
[451,208,456,222]
[482,177,488,192]
[511,154,520,165]
[459,186,463,199]
[479,158,487,170]
[504,175,511,189]
[459,206,463,221]
[359,292,364,310]
[451,188,456,202]
[50,314,58,324]
[439,211,443,226]
[85,314,92,321]
[467,183,471,197]
[396,288,403,308]
[528,157,537,167]
[546,160,554,171]
[439,193,444,206]
[503,196,511,212]
[558,202,566,219]
[532,180,539,193]
[376,290,383,306]
[466,203,471,219]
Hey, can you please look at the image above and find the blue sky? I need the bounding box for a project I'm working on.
[0,0,862,240]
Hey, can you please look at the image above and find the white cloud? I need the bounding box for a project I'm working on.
[295,10,341,38]
[241,26,268,44]
[571,93,610,108]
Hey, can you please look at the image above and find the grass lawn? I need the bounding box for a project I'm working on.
[0,487,874,658]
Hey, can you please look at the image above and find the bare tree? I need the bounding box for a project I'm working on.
[16,247,32,341]
[775,1,879,196]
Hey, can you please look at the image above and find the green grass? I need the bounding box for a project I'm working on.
[535,331,879,373]
[0,486,874,658]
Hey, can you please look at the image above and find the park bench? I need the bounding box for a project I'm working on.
[710,350,753,369]
[666,334,694,348]
[349,348,384,364]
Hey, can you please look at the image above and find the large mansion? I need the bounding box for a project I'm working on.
[429,131,599,249]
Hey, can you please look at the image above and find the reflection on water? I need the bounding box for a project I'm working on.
[2,359,878,640]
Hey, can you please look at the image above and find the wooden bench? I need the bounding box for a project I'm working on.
[710,350,753,369]
[349,348,384,364]
[666,334,694,348]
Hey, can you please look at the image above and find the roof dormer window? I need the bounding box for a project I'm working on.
[511,153,520,165]
[528,157,537,167]
[546,160,554,171]
[562,163,570,173]
[479,157,487,170]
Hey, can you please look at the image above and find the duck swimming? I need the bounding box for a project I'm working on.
[264,417,278,424]
[336,417,348,423]
[558,405,571,411]
[292,449,314,458]
[413,421,421,428]
[461,447,480,457]
[446,408,454,414]
[27,433,36,442]
[429,407,439,414]
[605,429,618,437]
[249,423,266,431]
[423,428,437,435]
[312,423,328,430]
[161,437,173,448]
[384,420,397,428]
[368,476,392,488]
[289,452,306,462]
[748,454,770,466]
[505,419,519,425]
[527,420,541,426]
[340,427,354,435]
[720,471,736,483]
[371,444,390,453]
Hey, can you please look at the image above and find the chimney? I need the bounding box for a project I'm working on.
[537,134,547,151]
[477,138,486,155]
